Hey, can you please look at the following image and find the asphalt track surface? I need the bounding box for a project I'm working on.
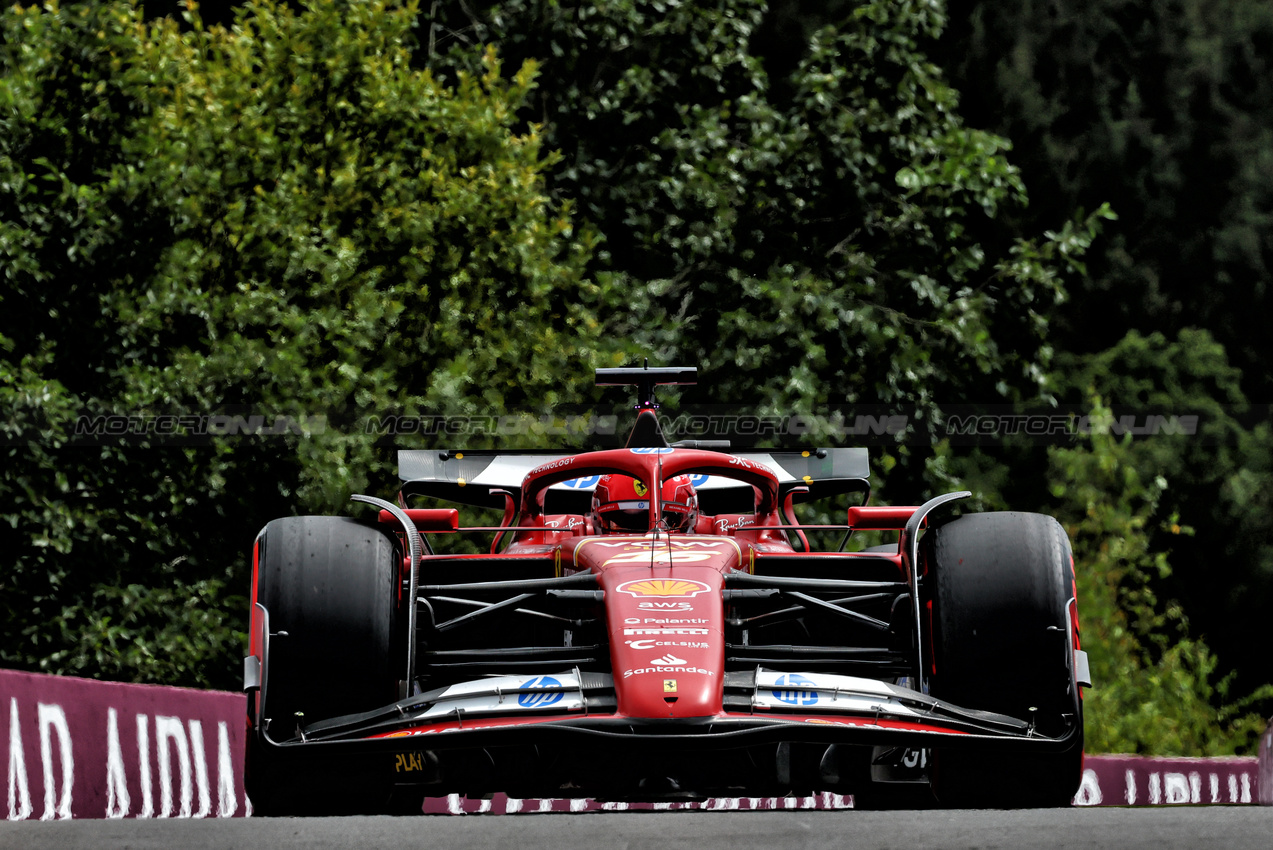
[3,807,1273,850]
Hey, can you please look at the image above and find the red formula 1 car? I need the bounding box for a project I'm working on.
[244,367,1090,814]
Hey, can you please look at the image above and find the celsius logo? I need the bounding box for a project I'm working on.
[626,640,710,650]
[649,654,687,665]
[518,676,564,708]
[772,674,819,706]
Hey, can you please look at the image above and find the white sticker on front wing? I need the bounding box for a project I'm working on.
[426,673,582,716]
[752,670,919,716]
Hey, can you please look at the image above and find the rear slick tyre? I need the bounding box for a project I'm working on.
[247,516,401,815]
[925,511,1084,808]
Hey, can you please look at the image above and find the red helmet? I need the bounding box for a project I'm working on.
[660,474,699,532]
[591,474,699,533]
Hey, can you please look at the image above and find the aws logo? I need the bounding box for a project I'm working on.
[616,578,710,598]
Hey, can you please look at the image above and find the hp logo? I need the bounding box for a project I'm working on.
[772,674,819,706]
[517,676,564,708]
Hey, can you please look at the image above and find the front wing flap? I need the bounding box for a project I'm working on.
[265,668,1076,755]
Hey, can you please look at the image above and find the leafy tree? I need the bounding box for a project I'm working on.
[0,0,603,687]
[1049,400,1273,754]
[923,330,1273,749]
[15,0,1250,762]
[1051,330,1273,700]
[921,0,1273,727]
[935,0,1273,403]
[424,0,1109,425]
[0,0,241,686]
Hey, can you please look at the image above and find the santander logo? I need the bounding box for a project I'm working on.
[649,654,687,665]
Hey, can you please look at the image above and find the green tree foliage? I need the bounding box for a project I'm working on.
[2,0,1105,691]
[927,0,1273,734]
[1049,401,1273,754]
[1051,331,1273,701]
[0,0,602,687]
[424,0,1108,419]
[936,0,1273,401]
[8,0,1253,758]
[925,331,1273,751]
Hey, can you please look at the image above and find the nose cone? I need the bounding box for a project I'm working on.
[572,536,742,719]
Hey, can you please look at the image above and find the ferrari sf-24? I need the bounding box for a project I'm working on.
[244,367,1091,813]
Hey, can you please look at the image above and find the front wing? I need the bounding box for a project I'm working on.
[263,668,1078,754]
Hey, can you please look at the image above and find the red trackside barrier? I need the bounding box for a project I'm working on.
[2,668,1269,817]
[1,668,248,820]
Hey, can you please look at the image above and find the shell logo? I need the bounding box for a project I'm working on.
[616,578,711,598]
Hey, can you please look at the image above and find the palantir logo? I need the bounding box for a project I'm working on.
[772,674,819,706]
[517,676,564,708]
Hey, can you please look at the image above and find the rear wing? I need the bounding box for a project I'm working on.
[397,448,871,513]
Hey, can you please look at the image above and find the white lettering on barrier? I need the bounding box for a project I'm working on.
[0,674,265,820]
[216,722,237,818]
[1163,773,1190,805]
[37,703,73,821]
[103,713,236,819]
[156,715,192,818]
[189,721,211,818]
[105,709,129,818]
[7,699,32,821]
[1073,769,1102,806]
[1105,765,1258,807]
[137,713,153,818]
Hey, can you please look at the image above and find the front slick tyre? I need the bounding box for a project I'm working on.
[925,512,1083,808]
[248,516,401,816]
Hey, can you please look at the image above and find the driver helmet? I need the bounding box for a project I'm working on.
[660,474,699,532]
[591,474,698,533]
